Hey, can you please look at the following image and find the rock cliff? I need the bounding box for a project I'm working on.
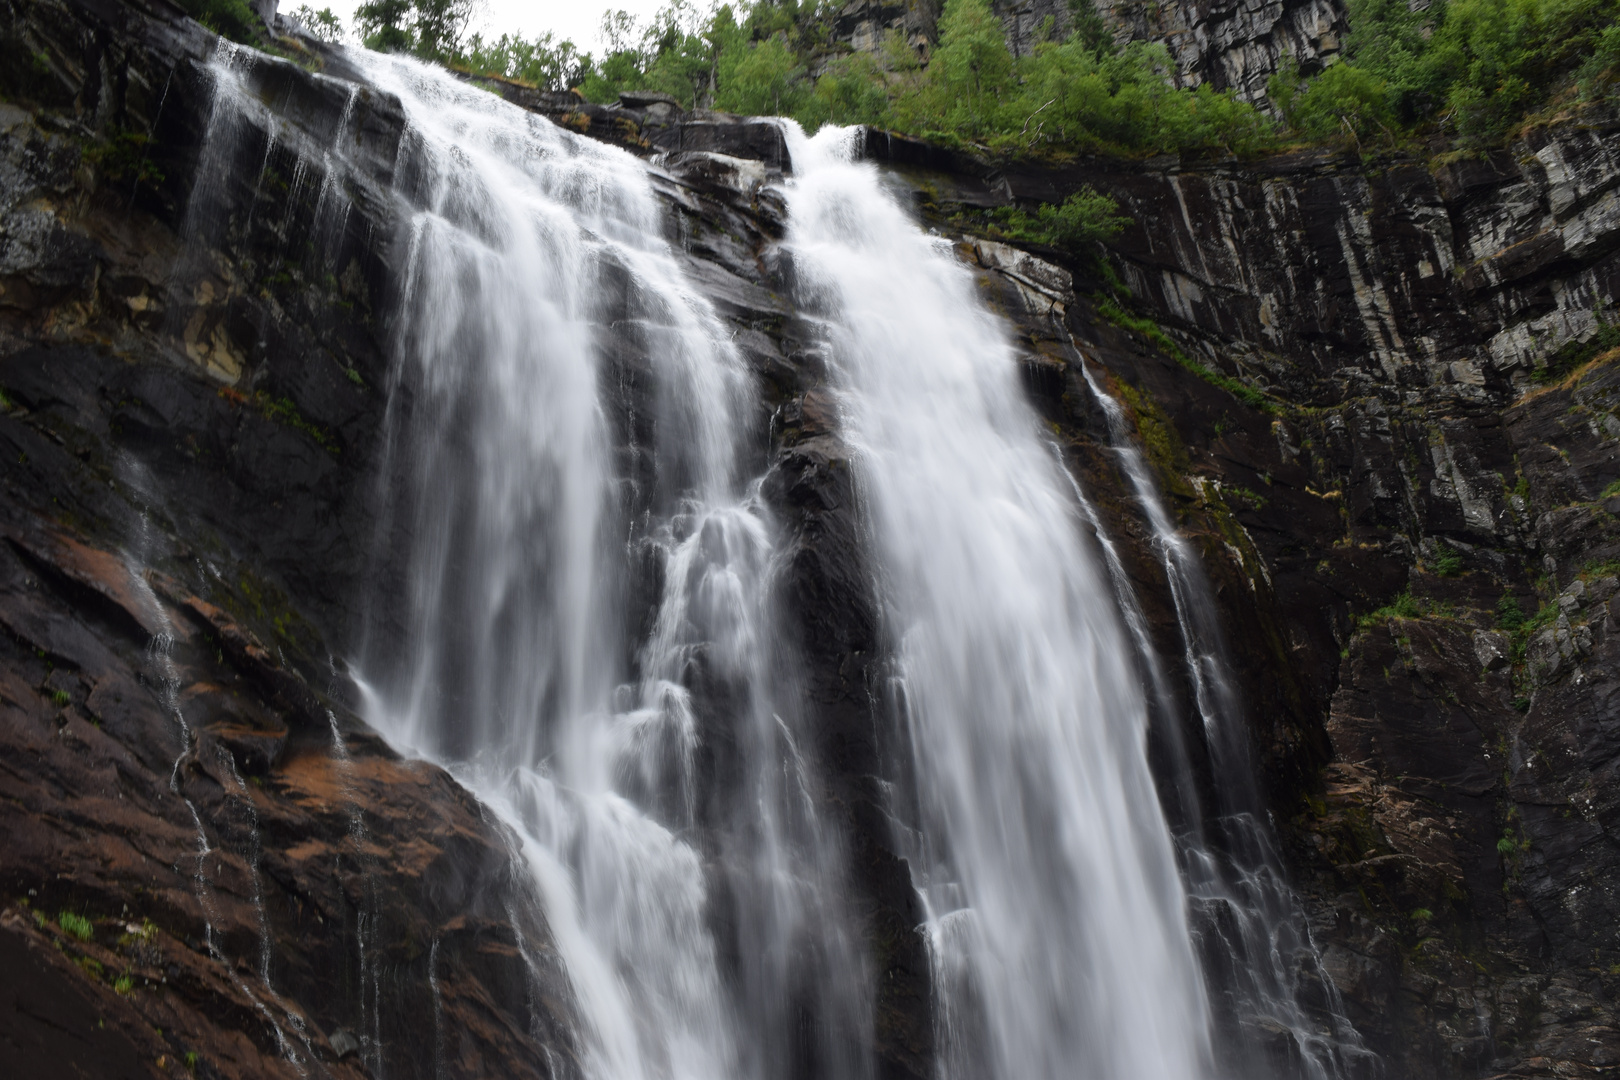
[1,0,1618,1078]
[831,0,1345,107]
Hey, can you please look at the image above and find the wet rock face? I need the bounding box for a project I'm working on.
[0,355,583,1080]
[5,1,1620,1079]
[0,2,581,1077]
[831,0,939,55]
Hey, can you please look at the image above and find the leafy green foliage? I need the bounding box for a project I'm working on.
[1279,0,1620,147]
[461,32,592,91]
[716,34,806,115]
[471,0,1276,156]
[798,51,895,129]
[331,0,1616,171]
[573,1,735,106]
[1271,58,1396,141]
[991,187,1131,250]
[904,0,1016,138]
[1430,541,1464,576]
[1531,303,1620,383]
[175,0,263,44]
[1096,298,1273,409]
[355,0,475,60]
[255,393,339,454]
[891,0,1275,156]
[83,130,166,190]
[1067,0,1114,55]
[288,5,345,42]
[1355,589,1424,629]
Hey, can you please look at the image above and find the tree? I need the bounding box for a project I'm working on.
[895,0,1016,140]
[461,31,591,91]
[716,34,804,115]
[354,0,412,52]
[289,4,345,42]
[354,0,477,60]
[1067,0,1113,55]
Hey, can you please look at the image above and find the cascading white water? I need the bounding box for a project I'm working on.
[340,51,740,1080]
[268,51,872,1080]
[778,124,1213,1080]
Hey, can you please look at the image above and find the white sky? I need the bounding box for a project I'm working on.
[300,0,678,55]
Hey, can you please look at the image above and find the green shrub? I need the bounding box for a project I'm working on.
[797,51,895,129]
[1318,0,1620,144]
[82,130,165,188]
[991,187,1131,250]
[1431,542,1464,576]
[1356,589,1423,629]
[1273,59,1396,141]
[175,0,263,44]
[355,0,475,61]
[1531,304,1619,382]
[362,0,1620,161]
[1096,299,1272,409]
[715,34,807,116]
[459,31,590,90]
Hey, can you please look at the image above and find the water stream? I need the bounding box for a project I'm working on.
[180,39,1375,1080]
[321,51,867,1080]
[779,124,1213,1080]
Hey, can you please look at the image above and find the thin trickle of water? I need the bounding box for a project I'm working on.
[779,123,1213,1080]
[221,748,275,989]
[1074,359,1375,1078]
[118,464,308,1075]
[324,711,384,1078]
[429,934,445,1080]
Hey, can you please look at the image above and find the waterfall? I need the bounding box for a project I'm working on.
[296,51,871,1080]
[778,124,1214,1080]
[186,36,1366,1080]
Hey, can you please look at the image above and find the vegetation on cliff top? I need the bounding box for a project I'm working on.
[289,0,1620,158]
[1274,0,1620,144]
